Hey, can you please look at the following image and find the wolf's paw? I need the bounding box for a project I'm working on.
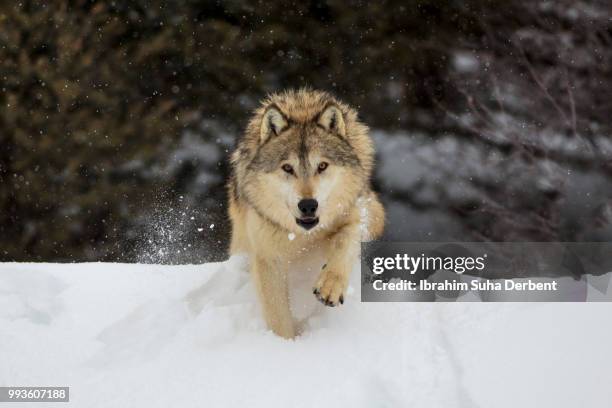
[313,267,347,307]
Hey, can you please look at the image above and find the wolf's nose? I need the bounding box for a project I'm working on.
[298,198,318,216]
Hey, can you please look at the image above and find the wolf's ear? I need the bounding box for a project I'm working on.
[260,106,288,143]
[317,104,346,137]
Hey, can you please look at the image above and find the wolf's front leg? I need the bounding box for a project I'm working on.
[314,222,360,307]
[252,256,295,339]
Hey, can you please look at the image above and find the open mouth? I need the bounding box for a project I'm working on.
[295,217,319,230]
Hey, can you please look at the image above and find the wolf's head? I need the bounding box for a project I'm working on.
[232,89,374,234]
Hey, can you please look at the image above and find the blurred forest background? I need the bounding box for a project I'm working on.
[1,0,611,263]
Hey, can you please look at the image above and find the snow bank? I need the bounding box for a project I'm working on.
[1,259,611,407]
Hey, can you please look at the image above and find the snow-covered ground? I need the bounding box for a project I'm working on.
[1,259,611,407]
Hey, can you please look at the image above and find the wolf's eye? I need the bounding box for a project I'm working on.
[281,164,294,174]
[317,162,329,173]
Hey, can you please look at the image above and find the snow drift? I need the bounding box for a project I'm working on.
[1,258,611,407]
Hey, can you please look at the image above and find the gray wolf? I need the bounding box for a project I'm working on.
[227,89,385,338]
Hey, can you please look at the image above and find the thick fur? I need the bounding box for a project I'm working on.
[228,89,385,339]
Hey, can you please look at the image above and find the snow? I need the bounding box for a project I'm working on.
[1,259,612,407]
[453,51,479,73]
